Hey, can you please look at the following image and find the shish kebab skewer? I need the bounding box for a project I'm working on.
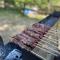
[12,11,60,59]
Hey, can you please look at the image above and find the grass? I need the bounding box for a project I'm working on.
[0,8,45,20]
[0,8,20,16]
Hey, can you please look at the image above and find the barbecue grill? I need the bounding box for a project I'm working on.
[12,11,60,60]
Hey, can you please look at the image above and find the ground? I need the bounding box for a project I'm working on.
[0,8,40,44]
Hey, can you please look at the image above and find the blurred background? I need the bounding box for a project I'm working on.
[0,0,60,43]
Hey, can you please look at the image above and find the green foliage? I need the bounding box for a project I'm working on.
[5,0,60,7]
[14,0,32,7]
[5,0,14,5]
[51,0,60,6]
[14,0,21,7]
[5,0,60,10]
[4,0,48,9]
[40,0,48,9]
[32,0,48,9]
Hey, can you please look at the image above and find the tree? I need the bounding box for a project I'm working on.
[4,0,14,5]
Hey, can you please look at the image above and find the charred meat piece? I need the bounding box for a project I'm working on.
[12,32,38,49]
[12,23,50,50]
[32,23,50,33]
[25,28,44,39]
